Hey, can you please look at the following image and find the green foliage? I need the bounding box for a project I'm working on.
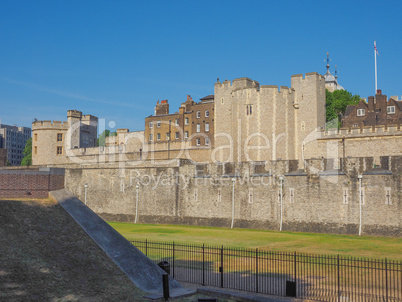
[21,137,32,166]
[326,89,361,128]
[6,160,11,166]
[97,130,117,146]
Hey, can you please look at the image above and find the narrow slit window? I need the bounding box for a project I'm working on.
[342,188,348,204]
[289,188,295,203]
[385,187,392,205]
[248,188,253,203]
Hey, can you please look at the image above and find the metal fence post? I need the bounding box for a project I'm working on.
[146,239,148,256]
[256,248,259,293]
[221,245,224,288]
[202,243,205,286]
[385,258,388,302]
[337,254,340,302]
[294,251,297,286]
[173,241,175,279]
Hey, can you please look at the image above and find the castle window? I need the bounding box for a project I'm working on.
[149,121,153,128]
[205,123,209,132]
[175,118,179,126]
[194,189,198,202]
[196,111,201,118]
[157,121,161,128]
[57,146,63,155]
[357,109,365,116]
[248,188,253,203]
[196,138,201,146]
[246,105,253,115]
[184,131,189,139]
[149,134,153,141]
[221,98,224,104]
[205,137,210,146]
[353,124,359,127]
[301,122,305,131]
[157,133,161,140]
[34,133,38,142]
[387,106,395,114]
[185,117,189,125]
[217,188,221,202]
[342,188,348,204]
[205,110,209,118]
[166,133,170,140]
[196,124,200,132]
[289,188,295,203]
[34,146,37,155]
[175,132,179,140]
[57,133,63,142]
[385,187,392,205]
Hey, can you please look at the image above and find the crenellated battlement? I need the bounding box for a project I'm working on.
[319,124,402,138]
[215,77,260,91]
[32,120,69,130]
[291,72,325,84]
[81,114,98,122]
[67,109,82,119]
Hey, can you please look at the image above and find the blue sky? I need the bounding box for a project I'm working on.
[1,0,401,132]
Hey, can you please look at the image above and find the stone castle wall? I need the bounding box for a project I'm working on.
[303,125,402,167]
[44,124,401,168]
[63,156,401,237]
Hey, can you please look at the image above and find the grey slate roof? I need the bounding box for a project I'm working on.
[344,105,356,117]
[200,95,214,101]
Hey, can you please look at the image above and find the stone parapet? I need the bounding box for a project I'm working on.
[32,120,69,130]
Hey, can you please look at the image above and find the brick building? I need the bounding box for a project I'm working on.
[342,90,402,128]
[145,95,214,148]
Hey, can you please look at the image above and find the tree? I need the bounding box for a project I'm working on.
[326,89,361,128]
[6,160,11,166]
[21,137,32,166]
[97,130,117,146]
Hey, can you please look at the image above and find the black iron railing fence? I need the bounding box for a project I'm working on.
[130,240,401,302]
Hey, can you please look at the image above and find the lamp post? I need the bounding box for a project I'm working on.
[231,178,235,229]
[358,175,363,236]
[135,184,139,224]
[279,176,284,231]
[84,184,88,205]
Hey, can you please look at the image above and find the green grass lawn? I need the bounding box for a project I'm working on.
[108,222,402,260]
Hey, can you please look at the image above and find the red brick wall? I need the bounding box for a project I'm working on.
[0,170,64,199]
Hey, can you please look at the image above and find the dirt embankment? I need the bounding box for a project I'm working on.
[0,198,147,302]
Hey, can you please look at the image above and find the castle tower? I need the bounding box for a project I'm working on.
[214,77,298,164]
[291,72,326,164]
[32,110,98,165]
[67,110,83,149]
[324,53,344,92]
[214,78,261,163]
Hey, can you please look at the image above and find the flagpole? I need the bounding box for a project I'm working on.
[374,41,377,93]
